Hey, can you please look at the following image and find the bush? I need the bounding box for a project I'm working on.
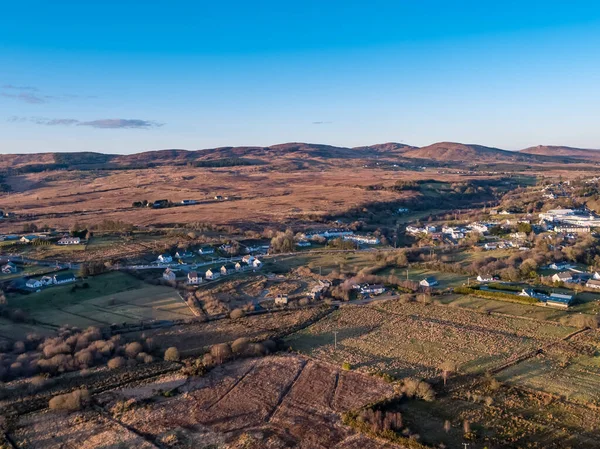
[210,343,232,364]
[164,347,180,362]
[231,338,250,354]
[125,342,143,359]
[107,356,126,369]
[49,389,90,411]
[342,361,352,370]
[230,308,245,320]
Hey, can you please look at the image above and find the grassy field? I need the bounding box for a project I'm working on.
[5,271,192,328]
[286,301,577,379]
[266,251,378,275]
[496,330,600,404]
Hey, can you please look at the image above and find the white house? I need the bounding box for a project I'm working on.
[57,236,81,245]
[187,271,201,285]
[549,262,572,271]
[205,268,220,280]
[163,268,176,281]
[552,272,573,283]
[586,279,600,289]
[484,243,498,251]
[53,273,76,284]
[360,284,386,295]
[20,235,38,243]
[221,263,236,275]
[26,279,42,289]
[419,277,438,287]
[477,274,494,283]
[157,254,173,263]
[252,259,262,269]
[242,255,255,264]
[40,276,54,286]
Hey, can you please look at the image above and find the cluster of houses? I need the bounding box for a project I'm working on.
[156,246,216,263]
[1,234,82,245]
[163,255,263,284]
[24,272,76,291]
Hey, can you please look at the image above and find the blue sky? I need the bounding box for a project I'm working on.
[1,1,600,154]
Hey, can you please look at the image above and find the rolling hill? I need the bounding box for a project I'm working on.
[520,145,600,161]
[400,142,536,162]
[1,141,595,172]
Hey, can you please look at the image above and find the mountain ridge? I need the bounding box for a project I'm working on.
[1,141,598,170]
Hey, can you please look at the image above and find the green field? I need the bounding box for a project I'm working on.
[6,271,193,330]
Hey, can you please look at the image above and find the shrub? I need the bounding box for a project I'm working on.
[210,343,232,364]
[342,361,352,370]
[164,347,180,362]
[107,356,126,369]
[231,338,250,354]
[125,342,143,359]
[230,308,245,320]
[49,389,90,411]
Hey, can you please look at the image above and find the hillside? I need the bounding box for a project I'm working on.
[400,142,536,163]
[1,141,594,172]
[520,145,600,161]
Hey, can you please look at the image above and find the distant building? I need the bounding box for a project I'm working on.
[552,272,573,283]
[187,271,201,285]
[20,235,38,243]
[53,273,76,284]
[360,284,386,295]
[252,259,262,268]
[1,262,17,274]
[477,274,495,283]
[157,254,173,263]
[180,199,197,205]
[205,268,220,280]
[163,268,176,281]
[40,276,54,286]
[220,263,236,276]
[419,277,439,287]
[198,246,215,255]
[296,240,311,247]
[275,294,289,305]
[549,262,572,271]
[586,279,600,289]
[57,236,81,245]
[546,293,573,308]
[25,279,42,289]
[174,251,193,259]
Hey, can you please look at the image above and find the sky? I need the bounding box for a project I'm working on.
[1,1,600,154]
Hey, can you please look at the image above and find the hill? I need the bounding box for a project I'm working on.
[400,142,536,163]
[520,145,600,161]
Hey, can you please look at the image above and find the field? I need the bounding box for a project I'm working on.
[496,329,600,404]
[5,272,193,332]
[9,355,396,449]
[286,300,577,379]
[0,166,423,233]
[130,307,331,357]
